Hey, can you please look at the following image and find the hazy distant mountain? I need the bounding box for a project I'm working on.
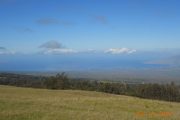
[146,55,180,66]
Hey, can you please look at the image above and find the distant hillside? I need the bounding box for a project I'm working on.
[0,85,179,120]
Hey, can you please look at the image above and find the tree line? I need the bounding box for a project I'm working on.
[0,72,180,102]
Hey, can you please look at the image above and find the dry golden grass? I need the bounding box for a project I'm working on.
[0,85,180,120]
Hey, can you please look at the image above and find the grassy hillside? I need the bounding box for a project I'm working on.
[0,85,180,120]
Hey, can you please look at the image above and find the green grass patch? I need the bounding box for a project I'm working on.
[0,85,180,120]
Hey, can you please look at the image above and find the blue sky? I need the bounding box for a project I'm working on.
[1,0,180,72]
[0,0,180,53]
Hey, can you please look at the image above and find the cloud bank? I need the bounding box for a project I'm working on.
[105,48,136,54]
[39,41,137,55]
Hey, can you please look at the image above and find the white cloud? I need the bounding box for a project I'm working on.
[39,41,78,54]
[0,47,15,55]
[105,48,136,54]
[43,48,78,54]
[39,41,137,55]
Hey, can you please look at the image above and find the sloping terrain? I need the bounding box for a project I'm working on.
[0,85,179,120]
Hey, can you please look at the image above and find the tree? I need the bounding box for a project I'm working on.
[44,72,70,89]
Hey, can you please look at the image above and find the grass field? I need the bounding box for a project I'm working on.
[0,85,180,120]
